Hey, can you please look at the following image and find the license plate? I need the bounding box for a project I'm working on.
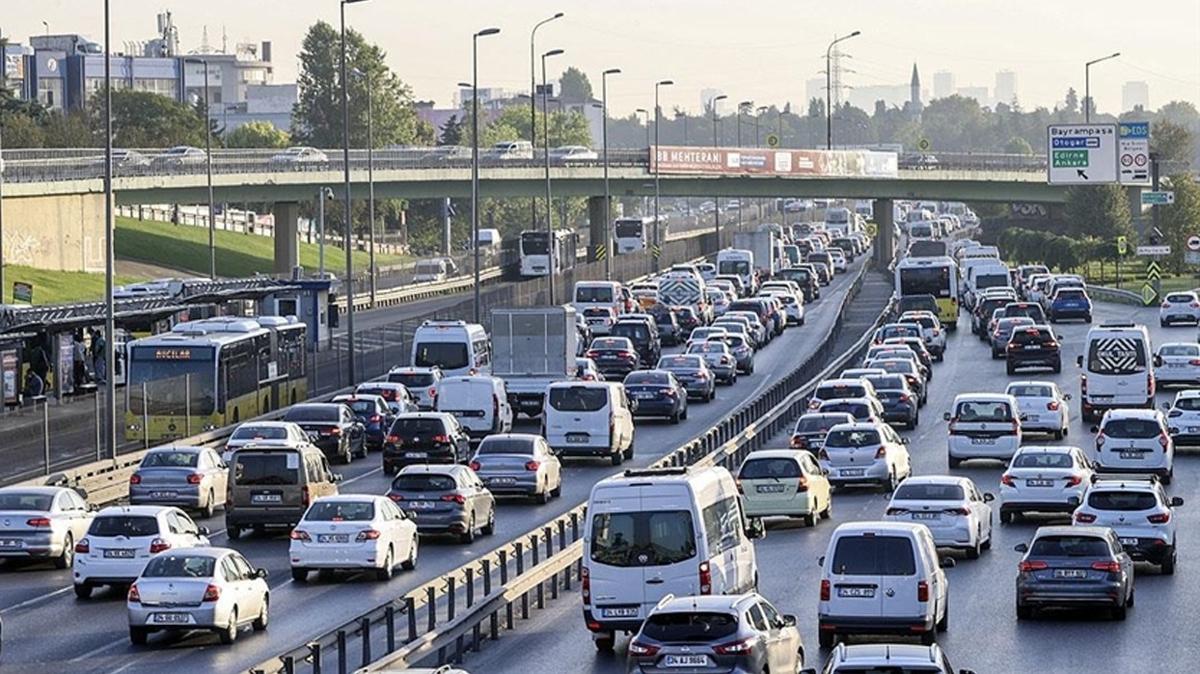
[1026,479,1054,488]
[664,655,709,667]
[567,434,588,444]
[601,607,639,618]
[488,477,516,485]
[404,452,428,459]
[970,437,996,445]
[407,501,436,509]
[600,355,618,360]
[104,548,136,558]
[837,586,875,598]
[635,392,656,400]
[151,491,177,499]
[1120,537,1139,546]
[252,493,282,504]
[1054,569,1087,579]
[913,512,941,520]
[318,534,350,544]
[1025,415,1040,422]
[1118,451,1144,459]
[152,613,192,624]
[840,468,865,477]
[756,484,787,493]
[0,539,22,548]
[1024,345,1039,350]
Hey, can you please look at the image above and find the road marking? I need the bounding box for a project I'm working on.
[69,638,128,662]
[0,585,72,614]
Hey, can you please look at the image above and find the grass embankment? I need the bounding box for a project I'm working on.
[1080,259,1199,294]
[2,265,138,305]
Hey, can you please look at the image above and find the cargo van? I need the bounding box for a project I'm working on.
[573,281,625,334]
[543,381,635,465]
[225,444,341,540]
[411,320,491,378]
[434,375,513,441]
[1078,323,1154,421]
[582,466,764,651]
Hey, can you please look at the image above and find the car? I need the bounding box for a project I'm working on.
[817,397,886,425]
[586,336,643,378]
[282,403,367,464]
[999,446,1094,523]
[0,486,94,569]
[150,145,206,167]
[129,446,228,518]
[627,593,805,674]
[468,434,562,503]
[623,370,689,423]
[1162,389,1200,446]
[433,375,513,441]
[885,475,994,558]
[222,421,312,463]
[710,333,755,374]
[386,366,443,410]
[289,494,418,582]
[610,318,662,368]
[863,373,921,430]
[330,394,395,451]
[544,381,636,465]
[1091,409,1174,483]
[944,393,1022,468]
[999,301,1048,326]
[897,311,946,360]
[656,354,717,402]
[818,421,912,491]
[580,306,619,336]
[575,357,605,382]
[829,249,848,272]
[684,340,738,384]
[649,305,683,346]
[762,289,806,325]
[737,449,831,525]
[1013,525,1134,620]
[971,295,1017,336]
[705,287,733,316]
[1073,475,1181,574]
[1159,291,1200,326]
[1048,287,1093,323]
[989,316,1035,359]
[790,412,856,452]
[1154,342,1200,387]
[872,323,922,345]
[864,358,927,406]
[127,547,267,645]
[386,465,495,543]
[808,378,880,412]
[1004,324,1062,374]
[549,145,599,162]
[1005,380,1070,439]
[686,326,728,350]
[808,643,976,674]
[269,146,329,164]
[74,505,210,599]
[715,316,762,349]
[671,305,703,338]
[354,382,420,416]
[882,337,934,377]
[381,413,472,475]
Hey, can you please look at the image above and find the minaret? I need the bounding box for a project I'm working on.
[910,63,922,108]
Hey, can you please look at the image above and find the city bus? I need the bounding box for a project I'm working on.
[614,217,653,254]
[125,316,307,443]
[519,230,578,277]
[894,256,959,330]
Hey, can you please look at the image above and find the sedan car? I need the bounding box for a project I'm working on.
[818,421,911,491]
[1159,291,1200,326]
[863,373,920,430]
[623,370,688,423]
[1154,342,1200,387]
[330,394,394,451]
[469,434,562,503]
[737,449,831,526]
[269,146,329,164]
[1005,381,1070,439]
[387,465,495,543]
[864,358,927,406]
[656,355,717,402]
[288,495,418,582]
[282,403,366,464]
[999,446,1094,523]
[684,340,738,384]
[686,326,728,350]
[710,333,755,375]
[1014,526,1134,620]
[129,446,228,518]
[0,486,94,569]
[585,336,642,379]
[885,475,994,558]
[127,547,268,645]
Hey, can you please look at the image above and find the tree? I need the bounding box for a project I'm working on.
[1004,136,1033,155]
[1160,173,1200,272]
[558,67,593,102]
[0,111,46,147]
[438,114,463,146]
[807,97,825,119]
[1151,119,1193,164]
[87,89,206,147]
[1063,87,1079,114]
[224,120,291,148]
[1063,185,1133,241]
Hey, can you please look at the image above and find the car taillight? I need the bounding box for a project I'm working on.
[1148,373,1155,396]
[1091,560,1121,573]
[432,434,450,444]
[874,446,887,459]
[1000,474,1015,487]
[698,561,712,594]
[1096,432,1106,447]
[797,475,809,492]
[149,538,171,554]
[886,507,908,516]
[1064,475,1083,487]
[1010,419,1020,433]
[917,580,929,602]
[820,579,831,601]
[129,474,142,485]
[1159,433,1170,450]
[1047,401,1060,411]
[386,434,400,444]
[628,641,661,657]
[945,507,970,516]
[525,460,540,471]
[1018,560,1048,573]
[26,517,51,527]
[128,584,141,603]
[898,393,911,403]
[619,351,636,360]
[202,583,221,602]
[1162,301,1172,308]
[585,350,599,358]
[356,529,382,541]
[808,400,821,410]
[1080,375,1088,395]
[441,493,466,504]
[1074,512,1097,523]
[75,538,90,554]
[290,529,311,541]
[329,426,342,436]
[369,414,382,423]
[186,473,203,485]
[713,637,757,655]
[1148,512,1171,524]
[469,460,481,471]
[1192,302,1200,309]
[790,436,806,449]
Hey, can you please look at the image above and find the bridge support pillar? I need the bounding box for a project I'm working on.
[587,196,608,264]
[872,198,895,268]
[273,201,301,277]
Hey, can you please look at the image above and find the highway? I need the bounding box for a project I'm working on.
[458,298,1200,674]
[0,257,882,674]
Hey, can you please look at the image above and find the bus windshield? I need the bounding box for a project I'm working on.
[521,233,549,255]
[128,347,217,416]
[615,220,644,238]
[898,266,952,298]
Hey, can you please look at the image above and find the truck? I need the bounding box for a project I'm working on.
[734,230,782,279]
[491,307,578,418]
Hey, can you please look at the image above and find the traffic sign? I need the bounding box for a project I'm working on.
[1046,124,1118,184]
[1186,251,1200,266]
[1141,191,1175,206]
[765,133,780,148]
[11,282,32,304]
[1142,282,1158,306]
[1137,245,1170,257]
[1146,261,1162,281]
[1118,122,1151,186]
[917,138,931,152]
[1188,235,1200,252]
[1116,235,1128,255]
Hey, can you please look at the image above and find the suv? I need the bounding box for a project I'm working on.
[386,465,496,543]
[1049,288,1093,323]
[809,643,976,674]
[611,318,662,368]
[1005,325,1061,374]
[386,366,443,410]
[1163,390,1200,446]
[1073,475,1182,574]
[971,295,1016,337]
[225,445,341,539]
[73,506,210,598]
[1091,409,1174,482]
[382,413,472,475]
[1014,525,1134,620]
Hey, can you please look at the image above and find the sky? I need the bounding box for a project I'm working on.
[6,0,1199,117]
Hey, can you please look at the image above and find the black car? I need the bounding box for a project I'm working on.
[832,237,858,261]
[610,320,661,369]
[649,305,682,346]
[865,374,920,429]
[281,403,366,464]
[973,296,1016,337]
[623,370,688,423]
[1005,325,1062,374]
[381,413,471,474]
[586,336,642,378]
[728,299,776,340]
[671,306,702,339]
[777,267,820,302]
[330,394,394,451]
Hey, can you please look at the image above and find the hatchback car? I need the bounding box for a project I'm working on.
[289,495,418,582]
[586,336,642,378]
[685,340,738,384]
[0,486,94,569]
[737,449,832,526]
[989,317,1035,359]
[282,403,366,464]
[999,446,1094,523]
[885,476,994,558]
[1014,526,1134,620]
[354,382,419,416]
[790,412,856,453]
[944,393,1022,468]
[710,333,755,375]
[330,394,394,451]
[623,369,688,423]
[656,355,717,402]
[1153,342,1200,387]
[1163,389,1200,446]
[628,593,804,674]
[1005,381,1071,439]
[1159,291,1200,326]
[1092,409,1174,482]
[468,434,562,503]
[386,366,443,410]
[1073,475,1181,574]
[74,505,210,599]
[1048,288,1093,323]
[382,413,472,475]
[818,422,912,491]
[129,446,228,518]
[387,465,495,543]
[127,547,267,645]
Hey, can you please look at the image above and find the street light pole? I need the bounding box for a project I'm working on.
[542,48,564,306]
[601,68,620,281]
[636,108,650,216]
[711,94,727,244]
[825,30,861,150]
[353,67,377,305]
[1084,52,1120,123]
[471,28,500,324]
[530,13,564,233]
[653,80,674,274]
[0,123,5,297]
[103,0,117,460]
[185,57,216,279]
[737,100,750,225]
[340,0,369,386]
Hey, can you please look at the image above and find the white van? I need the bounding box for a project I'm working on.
[487,140,533,160]
[543,381,634,465]
[434,375,513,441]
[412,258,449,283]
[573,281,625,335]
[1078,323,1154,421]
[411,320,491,378]
[963,262,1010,308]
[582,465,764,650]
[476,228,502,250]
[717,249,755,295]
[816,521,952,648]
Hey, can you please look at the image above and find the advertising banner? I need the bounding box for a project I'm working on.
[651,146,898,178]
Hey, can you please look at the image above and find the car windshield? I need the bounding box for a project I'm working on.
[1102,418,1163,438]
[1160,344,1200,357]
[830,535,916,575]
[142,451,199,468]
[1029,535,1111,557]
[825,429,881,447]
[141,554,217,578]
[233,453,300,486]
[1012,452,1074,469]
[590,510,697,567]
[89,516,160,537]
[413,342,470,370]
[388,372,435,387]
[338,399,380,416]
[305,501,375,521]
[0,492,53,511]
[576,286,614,303]
[625,372,671,386]
[1007,385,1053,398]
[1174,397,1200,412]
[476,438,536,455]
[641,612,739,642]
[392,474,456,492]
[955,400,1012,422]
[390,418,447,435]
[739,457,802,479]
[283,406,341,422]
[893,483,965,500]
[549,387,609,412]
[231,426,290,441]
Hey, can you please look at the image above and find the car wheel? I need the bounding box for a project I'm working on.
[201,491,216,519]
[376,547,394,581]
[803,512,818,527]
[999,510,1014,524]
[482,508,496,536]
[948,455,963,469]
[1163,470,1173,485]
[1127,587,1135,607]
[594,633,616,652]
[681,407,689,421]
[73,583,92,600]
[252,597,269,630]
[129,626,149,646]
[1162,549,1176,575]
[818,630,836,649]
[1051,429,1064,440]
[551,479,562,498]
[1006,364,1015,375]
[341,443,353,465]
[291,567,308,583]
[402,538,418,571]
[670,410,681,425]
[966,536,982,560]
[55,534,74,570]
[919,629,936,646]
[460,515,477,544]
[1016,602,1033,620]
[227,525,242,541]
[1112,603,1127,621]
[1052,362,1061,374]
[219,608,239,644]
[937,601,949,632]
[821,498,832,519]
[536,486,550,505]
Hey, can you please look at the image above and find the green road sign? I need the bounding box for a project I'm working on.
[917,138,931,152]
[1141,191,1175,206]
[765,133,780,148]
[1116,236,1128,255]
[1052,150,1089,168]
[11,282,32,304]
[1142,283,1158,306]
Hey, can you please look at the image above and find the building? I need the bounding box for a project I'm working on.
[1122,80,1149,112]
[957,86,989,103]
[933,71,956,100]
[2,42,30,98]
[994,70,1016,106]
[182,43,275,113]
[221,83,296,134]
[909,64,923,113]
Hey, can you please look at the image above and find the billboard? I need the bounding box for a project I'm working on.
[651,146,898,178]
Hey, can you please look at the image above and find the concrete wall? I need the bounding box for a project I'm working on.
[3,191,107,272]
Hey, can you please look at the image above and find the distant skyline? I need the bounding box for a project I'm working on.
[6,0,1198,117]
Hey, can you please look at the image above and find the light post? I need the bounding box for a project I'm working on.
[541,48,564,306]
[825,30,861,150]
[353,67,377,305]
[184,57,216,279]
[102,0,116,460]
[636,108,650,215]
[471,28,501,323]
[530,13,564,230]
[653,79,674,273]
[737,100,751,225]
[711,94,727,243]
[340,0,370,385]
[316,186,333,276]
[601,68,621,281]
[1084,52,1120,123]
[756,105,768,218]
[0,122,5,296]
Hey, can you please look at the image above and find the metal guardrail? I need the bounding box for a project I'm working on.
[1086,285,1146,306]
[245,255,888,674]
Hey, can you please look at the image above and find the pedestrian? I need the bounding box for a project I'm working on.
[72,331,89,388]
[23,368,44,402]
[92,329,108,384]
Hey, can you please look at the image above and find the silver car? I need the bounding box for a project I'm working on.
[386,465,496,544]
[685,340,739,384]
[127,547,269,645]
[387,366,444,410]
[0,486,94,568]
[468,434,562,503]
[129,446,228,518]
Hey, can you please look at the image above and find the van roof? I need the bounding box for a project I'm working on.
[593,465,732,491]
[832,521,927,537]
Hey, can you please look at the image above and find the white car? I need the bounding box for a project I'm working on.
[1005,381,1071,439]
[818,421,912,490]
[289,495,418,582]
[0,486,95,568]
[897,311,946,361]
[829,249,848,273]
[760,289,806,325]
[1073,475,1182,574]
[74,505,210,599]
[736,449,832,526]
[884,475,994,558]
[127,547,268,645]
[1154,342,1200,387]
[270,146,329,164]
[387,366,443,410]
[998,446,1094,524]
[808,378,879,412]
[1159,291,1200,326]
[223,421,312,463]
[1092,409,1174,483]
[1163,390,1200,446]
[944,393,1022,468]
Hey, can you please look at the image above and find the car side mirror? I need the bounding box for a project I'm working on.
[332,473,344,483]
[781,614,797,627]
[1014,543,1029,554]
[1020,414,1029,422]
[198,526,210,536]
[256,567,269,579]
[816,555,825,567]
[745,517,766,540]
[1063,393,1072,401]
[1171,496,1185,507]
[942,411,952,421]
[89,503,100,512]
[1160,401,1171,410]
[1089,425,1099,434]
[983,492,995,502]
[939,556,956,569]
[1076,355,1084,367]
[900,437,910,445]
[1169,427,1180,436]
